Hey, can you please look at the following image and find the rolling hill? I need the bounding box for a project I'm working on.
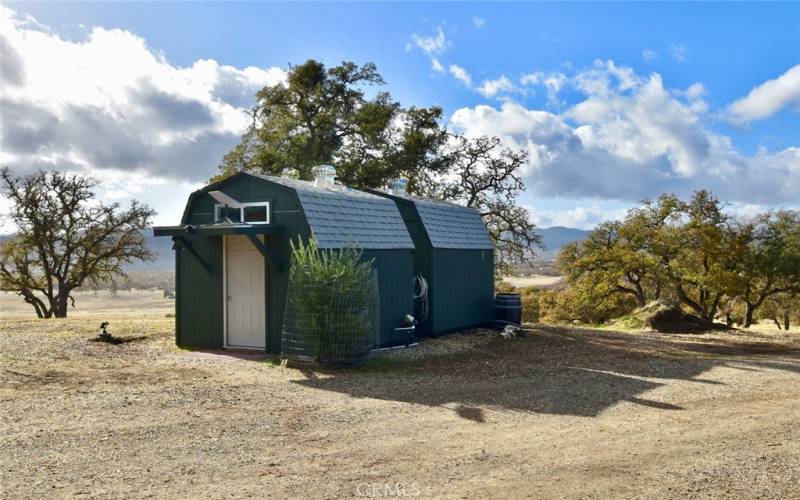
[537,226,591,260]
[0,225,590,275]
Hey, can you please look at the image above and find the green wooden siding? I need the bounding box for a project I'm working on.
[362,250,415,347]
[177,175,310,352]
[173,175,414,352]
[175,234,223,348]
[373,194,495,335]
[430,248,494,333]
[387,200,434,334]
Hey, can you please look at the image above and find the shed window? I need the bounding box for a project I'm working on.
[214,202,270,224]
[215,205,241,223]
[243,204,269,223]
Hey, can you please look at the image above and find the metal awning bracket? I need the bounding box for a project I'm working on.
[245,234,285,274]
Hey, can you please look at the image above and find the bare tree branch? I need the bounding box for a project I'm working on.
[0,168,156,318]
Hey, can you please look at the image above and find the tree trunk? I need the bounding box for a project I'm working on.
[772,317,782,330]
[708,294,722,322]
[54,289,71,318]
[628,277,647,307]
[636,289,646,308]
[676,285,705,318]
[784,312,791,331]
[19,288,47,319]
[743,292,772,328]
[743,303,755,328]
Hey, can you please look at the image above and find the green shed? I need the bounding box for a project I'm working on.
[369,186,495,335]
[154,171,415,352]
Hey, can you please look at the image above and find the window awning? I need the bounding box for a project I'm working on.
[153,223,285,238]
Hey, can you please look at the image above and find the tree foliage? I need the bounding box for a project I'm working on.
[426,136,541,272]
[734,211,800,326]
[217,59,542,271]
[558,220,662,309]
[0,169,155,318]
[557,190,800,326]
[758,292,800,331]
[216,59,450,191]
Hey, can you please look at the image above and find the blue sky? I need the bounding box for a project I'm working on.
[2,2,799,230]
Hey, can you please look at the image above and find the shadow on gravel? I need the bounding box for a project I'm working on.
[90,335,149,345]
[292,325,800,421]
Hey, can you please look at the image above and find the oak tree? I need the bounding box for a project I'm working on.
[429,135,542,272]
[0,169,155,318]
[216,60,450,191]
[218,60,542,272]
[734,211,800,327]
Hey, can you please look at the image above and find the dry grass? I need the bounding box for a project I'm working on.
[2,292,800,498]
[0,290,174,319]
[502,274,564,289]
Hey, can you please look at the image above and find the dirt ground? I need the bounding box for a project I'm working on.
[2,293,800,498]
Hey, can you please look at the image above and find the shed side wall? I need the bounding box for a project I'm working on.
[431,248,494,333]
[361,249,415,347]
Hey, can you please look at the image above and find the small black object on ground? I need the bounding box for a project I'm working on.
[91,321,147,345]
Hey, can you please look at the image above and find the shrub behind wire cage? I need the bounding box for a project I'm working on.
[280,238,380,367]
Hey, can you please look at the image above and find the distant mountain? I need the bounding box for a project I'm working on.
[537,226,591,260]
[0,232,174,271]
[132,235,175,271]
[2,225,589,271]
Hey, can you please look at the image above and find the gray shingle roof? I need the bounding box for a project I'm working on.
[253,174,414,250]
[393,194,494,250]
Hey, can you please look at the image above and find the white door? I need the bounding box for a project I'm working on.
[225,235,266,349]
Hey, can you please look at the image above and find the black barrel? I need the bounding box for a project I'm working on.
[493,292,522,327]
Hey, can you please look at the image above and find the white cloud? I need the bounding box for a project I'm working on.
[531,204,629,230]
[477,75,514,97]
[669,44,688,62]
[520,71,567,106]
[0,6,286,187]
[642,49,658,61]
[431,58,444,73]
[0,194,15,233]
[684,82,705,99]
[407,26,448,56]
[726,64,800,124]
[449,64,472,87]
[472,16,485,28]
[451,61,800,206]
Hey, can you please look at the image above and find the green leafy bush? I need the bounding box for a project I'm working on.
[284,237,377,367]
[520,286,542,323]
[531,286,635,325]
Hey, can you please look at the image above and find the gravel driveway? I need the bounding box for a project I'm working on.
[2,314,800,499]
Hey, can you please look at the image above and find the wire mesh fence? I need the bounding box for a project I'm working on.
[281,271,380,366]
[280,239,380,367]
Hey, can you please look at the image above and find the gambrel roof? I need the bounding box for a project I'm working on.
[369,191,494,250]
[255,174,414,250]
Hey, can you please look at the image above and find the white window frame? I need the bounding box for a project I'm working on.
[214,201,270,225]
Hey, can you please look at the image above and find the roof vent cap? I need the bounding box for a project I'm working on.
[388,177,408,196]
[312,164,336,187]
